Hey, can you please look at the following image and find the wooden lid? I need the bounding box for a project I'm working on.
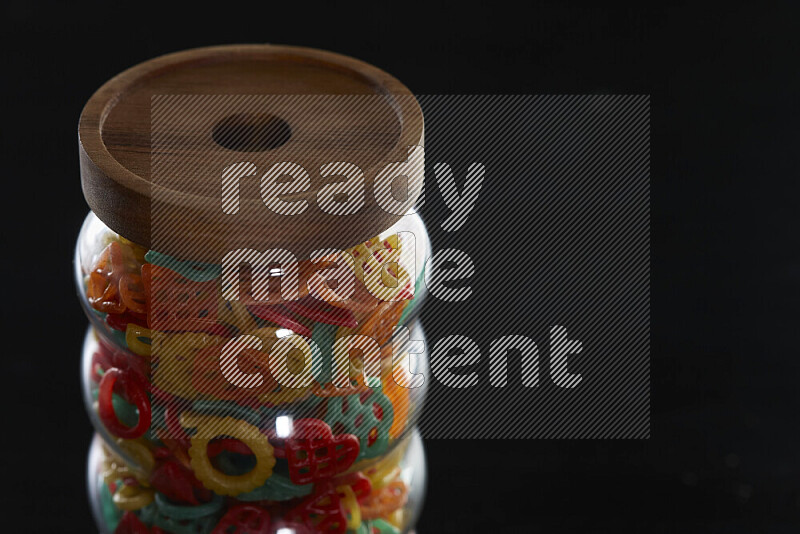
[79,44,424,262]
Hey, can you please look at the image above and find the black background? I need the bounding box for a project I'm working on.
[2,2,799,532]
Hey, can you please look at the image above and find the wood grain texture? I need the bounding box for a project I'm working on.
[79,44,424,261]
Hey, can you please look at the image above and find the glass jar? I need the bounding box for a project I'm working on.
[75,45,430,534]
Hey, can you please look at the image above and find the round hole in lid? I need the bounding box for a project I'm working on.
[212,112,292,152]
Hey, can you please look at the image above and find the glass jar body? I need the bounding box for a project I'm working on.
[75,211,431,534]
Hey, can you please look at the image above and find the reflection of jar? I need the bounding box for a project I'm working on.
[76,45,429,533]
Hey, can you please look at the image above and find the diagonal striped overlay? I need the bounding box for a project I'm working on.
[149,94,649,440]
[416,95,649,439]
